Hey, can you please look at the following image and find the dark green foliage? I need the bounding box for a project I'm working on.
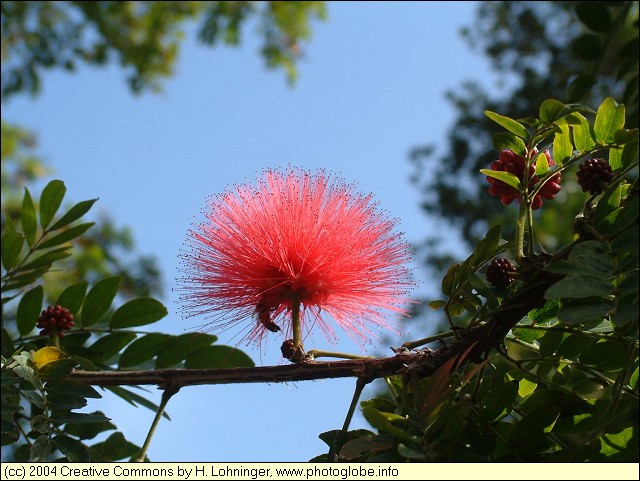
[324,95,638,462]
[0,1,326,98]
[1,182,253,461]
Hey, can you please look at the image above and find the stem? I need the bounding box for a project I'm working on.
[306,350,371,360]
[328,377,368,461]
[515,201,527,263]
[50,331,60,349]
[402,330,457,350]
[526,202,535,257]
[291,293,301,351]
[136,386,179,462]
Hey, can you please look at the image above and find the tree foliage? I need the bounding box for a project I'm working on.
[410,1,638,278]
[1,0,638,464]
[0,1,326,98]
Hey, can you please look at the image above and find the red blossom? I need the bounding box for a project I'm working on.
[177,168,414,347]
[486,150,561,210]
[36,305,74,338]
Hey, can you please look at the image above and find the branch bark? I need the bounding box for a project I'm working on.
[68,254,566,390]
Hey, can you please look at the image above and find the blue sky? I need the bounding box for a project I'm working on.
[3,1,499,462]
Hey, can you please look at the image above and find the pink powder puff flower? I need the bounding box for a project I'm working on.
[177,167,414,349]
[486,149,561,210]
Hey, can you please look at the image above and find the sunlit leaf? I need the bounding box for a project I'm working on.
[553,123,573,165]
[540,99,567,122]
[534,151,549,176]
[491,132,527,156]
[594,97,625,144]
[480,169,522,190]
[484,110,529,138]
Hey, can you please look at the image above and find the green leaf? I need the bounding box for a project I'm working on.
[86,332,137,363]
[16,285,43,336]
[568,75,595,103]
[185,345,254,368]
[46,380,101,399]
[520,389,592,416]
[484,110,529,139]
[20,247,72,271]
[30,434,51,461]
[30,414,49,434]
[538,329,564,357]
[50,411,111,424]
[553,123,573,165]
[613,128,639,146]
[534,151,549,176]
[480,169,522,190]
[579,341,628,372]
[361,406,413,443]
[63,414,115,440]
[600,427,633,458]
[21,188,37,247]
[119,333,171,368]
[609,147,624,171]
[1,231,24,271]
[556,334,596,358]
[109,298,167,329]
[80,277,121,327]
[105,386,170,420]
[558,299,612,325]
[540,99,567,123]
[39,180,66,230]
[90,431,139,461]
[545,276,613,299]
[53,435,90,462]
[155,333,219,368]
[49,198,98,231]
[479,380,518,421]
[594,181,623,229]
[23,390,46,409]
[56,281,88,316]
[619,139,638,171]
[3,209,17,233]
[48,392,88,410]
[441,263,460,297]
[474,224,502,264]
[428,299,446,309]
[342,434,395,461]
[492,132,527,156]
[36,222,95,250]
[40,358,78,381]
[594,97,625,144]
[571,33,602,61]
[510,407,561,449]
[575,1,611,32]
[570,113,596,152]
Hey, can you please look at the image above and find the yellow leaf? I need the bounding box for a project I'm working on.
[33,346,66,369]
